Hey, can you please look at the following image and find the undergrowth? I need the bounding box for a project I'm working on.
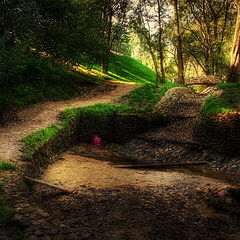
[0,46,99,118]
[202,83,240,118]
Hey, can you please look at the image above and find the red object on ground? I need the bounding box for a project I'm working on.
[93,137,102,146]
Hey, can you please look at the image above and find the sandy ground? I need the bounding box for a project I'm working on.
[38,145,240,240]
[0,83,138,161]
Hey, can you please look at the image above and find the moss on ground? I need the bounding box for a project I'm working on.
[195,83,240,153]
[0,182,16,225]
[202,83,240,118]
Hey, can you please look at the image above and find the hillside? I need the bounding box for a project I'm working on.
[0,52,156,123]
[74,53,157,84]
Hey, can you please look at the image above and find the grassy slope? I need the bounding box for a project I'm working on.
[0,69,97,108]
[75,53,157,84]
[202,83,240,117]
[106,54,156,84]
[1,53,157,113]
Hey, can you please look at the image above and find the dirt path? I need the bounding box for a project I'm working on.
[0,83,138,161]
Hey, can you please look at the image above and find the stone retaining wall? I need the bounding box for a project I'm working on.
[23,113,165,178]
[193,113,240,155]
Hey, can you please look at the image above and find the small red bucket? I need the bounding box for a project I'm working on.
[93,136,102,146]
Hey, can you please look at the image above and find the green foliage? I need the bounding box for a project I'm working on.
[21,125,61,158]
[0,45,97,109]
[0,0,106,64]
[0,162,17,171]
[201,83,240,117]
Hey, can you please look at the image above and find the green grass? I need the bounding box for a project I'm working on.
[106,54,157,84]
[60,103,134,126]
[77,53,157,84]
[0,46,101,116]
[20,55,179,160]
[0,52,158,114]
[60,83,180,126]
[202,83,240,118]
[0,69,97,108]
[118,82,181,113]
[21,83,179,158]
[0,162,17,171]
[21,125,61,158]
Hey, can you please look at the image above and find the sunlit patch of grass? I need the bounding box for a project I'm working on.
[73,53,157,84]
[202,83,240,118]
[21,125,61,158]
[118,82,181,113]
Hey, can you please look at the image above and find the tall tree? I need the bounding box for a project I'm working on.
[184,0,233,77]
[157,0,166,82]
[99,0,129,73]
[173,0,184,84]
[131,0,168,84]
[228,0,240,82]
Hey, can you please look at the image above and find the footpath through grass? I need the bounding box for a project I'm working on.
[1,52,157,123]
[21,82,180,159]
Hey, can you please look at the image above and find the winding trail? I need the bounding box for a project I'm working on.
[0,83,138,161]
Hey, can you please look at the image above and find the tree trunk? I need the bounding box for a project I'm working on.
[157,0,165,83]
[146,36,161,84]
[173,0,185,84]
[101,0,112,74]
[228,1,240,82]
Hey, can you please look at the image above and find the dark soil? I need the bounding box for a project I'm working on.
[34,168,240,240]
